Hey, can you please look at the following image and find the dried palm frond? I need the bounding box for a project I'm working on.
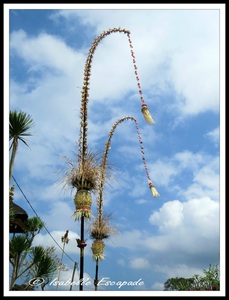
[89,213,117,240]
[60,150,102,192]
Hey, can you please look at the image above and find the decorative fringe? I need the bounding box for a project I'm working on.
[141,104,155,124]
[92,253,105,261]
[149,182,160,197]
[73,209,92,221]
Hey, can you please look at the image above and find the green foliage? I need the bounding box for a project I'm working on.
[164,264,220,291]
[27,246,59,290]
[25,216,45,234]
[10,235,31,258]
[8,110,59,291]
[9,217,59,290]
[9,110,35,148]
[9,110,35,180]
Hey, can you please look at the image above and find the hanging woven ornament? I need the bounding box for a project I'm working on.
[74,189,92,220]
[91,239,105,261]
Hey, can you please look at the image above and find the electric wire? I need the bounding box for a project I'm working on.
[10,176,101,287]
[12,175,78,267]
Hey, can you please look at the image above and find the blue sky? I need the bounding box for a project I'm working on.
[5,3,225,296]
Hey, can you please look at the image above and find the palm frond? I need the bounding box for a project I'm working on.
[89,213,117,240]
[9,110,35,148]
[60,150,103,192]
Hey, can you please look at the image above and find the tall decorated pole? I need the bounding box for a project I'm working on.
[90,116,159,290]
[63,27,157,291]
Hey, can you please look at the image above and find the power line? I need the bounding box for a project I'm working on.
[12,175,78,267]
[11,176,96,288]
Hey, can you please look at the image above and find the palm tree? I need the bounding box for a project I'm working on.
[9,110,35,181]
[9,216,44,290]
[10,216,59,291]
[27,246,59,291]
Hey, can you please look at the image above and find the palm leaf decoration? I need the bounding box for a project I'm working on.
[61,150,103,220]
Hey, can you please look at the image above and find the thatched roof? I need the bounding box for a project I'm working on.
[10,201,29,233]
[11,202,28,218]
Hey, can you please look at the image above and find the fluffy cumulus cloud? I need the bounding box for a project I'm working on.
[109,196,219,254]
[33,230,80,256]
[10,29,82,74]
[106,195,219,289]
[149,197,219,237]
[149,200,184,232]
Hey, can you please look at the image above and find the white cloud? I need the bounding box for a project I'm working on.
[205,127,220,145]
[148,151,219,200]
[147,197,220,257]
[107,229,143,250]
[151,281,164,291]
[174,151,204,171]
[108,196,219,269]
[154,264,204,281]
[32,230,80,256]
[129,257,151,269]
[50,9,220,118]
[10,30,83,75]
[7,7,223,293]
[149,200,183,232]
[183,157,219,200]
[148,159,177,187]
[117,258,126,267]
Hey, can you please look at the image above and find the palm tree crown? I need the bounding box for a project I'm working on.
[9,110,35,180]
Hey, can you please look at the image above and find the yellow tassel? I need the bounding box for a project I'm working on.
[151,186,160,197]
[141,104,155,124]
[149,182,160,197]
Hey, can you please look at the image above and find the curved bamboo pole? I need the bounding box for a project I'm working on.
[92,115,159,290]
[77,28,156,291]
[99,116,159,214]
[78,28,155,167]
